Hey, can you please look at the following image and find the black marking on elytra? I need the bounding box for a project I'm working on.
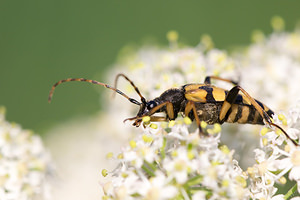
[226,86,239,104]
[234,105,243,122]
[247,106,255,123]
[222,107,232,124]
[235,94,243,104]
[199,86,215,102]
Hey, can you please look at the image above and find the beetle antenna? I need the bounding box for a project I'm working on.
[113,73,147,104]
[48,78,141,105]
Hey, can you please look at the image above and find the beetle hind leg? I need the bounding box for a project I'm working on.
[219,85,299,146]
[204,75,239,85]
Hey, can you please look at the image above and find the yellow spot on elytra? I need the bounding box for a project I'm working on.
[212,87,226,101]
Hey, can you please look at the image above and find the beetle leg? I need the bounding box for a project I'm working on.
[124,101,175,124]
[149,116,168,122]
[185,101,204,135]
[204,76,239,85]
[219,85,299,146]
[147,101,174,119]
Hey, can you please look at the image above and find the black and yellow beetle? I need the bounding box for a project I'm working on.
[48,74,299,146]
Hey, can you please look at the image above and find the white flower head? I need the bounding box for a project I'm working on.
[0,107,53,200]
[100,27,300,199]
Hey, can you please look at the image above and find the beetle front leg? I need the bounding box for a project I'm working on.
[124,101,175,126]
[147,101,175,120]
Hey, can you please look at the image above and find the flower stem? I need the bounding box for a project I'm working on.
[284,183,298,200]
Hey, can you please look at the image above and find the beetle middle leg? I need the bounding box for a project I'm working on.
[184,101,204,135]
[219,85,299,146]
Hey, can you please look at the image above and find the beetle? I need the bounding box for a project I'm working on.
[48,73,299,146]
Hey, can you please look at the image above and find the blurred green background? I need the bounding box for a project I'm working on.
[1,0,300,135]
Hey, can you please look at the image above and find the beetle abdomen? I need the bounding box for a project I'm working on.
[190,102,272,125]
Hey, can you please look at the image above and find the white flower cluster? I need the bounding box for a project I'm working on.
[0,107,53,200]
[102,121,251,200]
[100,21,300,199]
[237,29,300,110]
[248,105,300,200]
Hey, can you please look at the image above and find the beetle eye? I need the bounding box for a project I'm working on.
[147,101,157,110]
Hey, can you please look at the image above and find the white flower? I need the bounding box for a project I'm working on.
[100,26,300,199]
[101,123,250,200]
[0,107,53,200]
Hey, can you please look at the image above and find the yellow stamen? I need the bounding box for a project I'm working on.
[129,140,136,148]
[142,116,151,123]
[142,134,154,143]
[166,30,179,42]
[150,123,158,129]
[261,127,269,136]
[168,120,175,128]
[183,117,192,125]
[101,169,108,177]
[106,152,114,159]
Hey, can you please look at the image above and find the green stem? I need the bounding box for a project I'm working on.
[160,137,167,160]
[142,164,155,177]
[284,183,298,200]
[183,175,203,187]
[144,160,157,171]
